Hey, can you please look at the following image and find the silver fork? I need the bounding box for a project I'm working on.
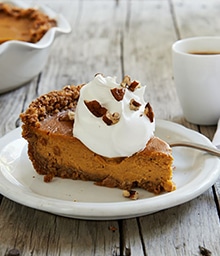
[169,142,220,157]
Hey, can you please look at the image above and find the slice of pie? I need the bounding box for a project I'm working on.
[20,75,175,195]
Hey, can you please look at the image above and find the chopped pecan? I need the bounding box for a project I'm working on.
[120,76,140,91]
[84,100,107,117]
[129,98,141,111]
[68,111,75,120]
[123,190,139,200]
[108,225,118,232]
[144,102,154,122]
[111,88,125,101]
[120,75,131,88]
[128,80,140,92]
[58,110,75,121]
[102,111,120,125]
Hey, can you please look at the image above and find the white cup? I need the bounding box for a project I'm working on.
[172,36,220,125]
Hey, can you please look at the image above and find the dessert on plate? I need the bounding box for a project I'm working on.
[20,74,176,194]
[0,2,57,44]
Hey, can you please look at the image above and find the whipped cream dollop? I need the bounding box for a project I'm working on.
[73,74,155,158]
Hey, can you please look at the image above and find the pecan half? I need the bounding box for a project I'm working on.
[129,98,141,111]
[111,88,125,101]
[102,111,120,125]
[84,100,107,117]
[144,102,154,122]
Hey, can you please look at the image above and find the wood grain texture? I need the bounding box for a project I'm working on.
[0,199,120,256]
[0,0,220,255]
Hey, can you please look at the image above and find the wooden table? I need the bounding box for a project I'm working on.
[1,0,220,255]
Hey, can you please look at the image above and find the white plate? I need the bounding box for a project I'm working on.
[0,120,220,220]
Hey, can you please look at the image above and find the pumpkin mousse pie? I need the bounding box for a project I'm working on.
[20,74,176,194]
[0,3,57,44]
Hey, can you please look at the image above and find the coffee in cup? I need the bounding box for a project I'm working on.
[172,37,220,125]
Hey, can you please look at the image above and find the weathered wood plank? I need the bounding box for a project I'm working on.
[37,0,125,96]
[173,0,220,38]
[139,188,220,256]
[123,0,182,121]
[0,198,120,256]
[120,218,145,256]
